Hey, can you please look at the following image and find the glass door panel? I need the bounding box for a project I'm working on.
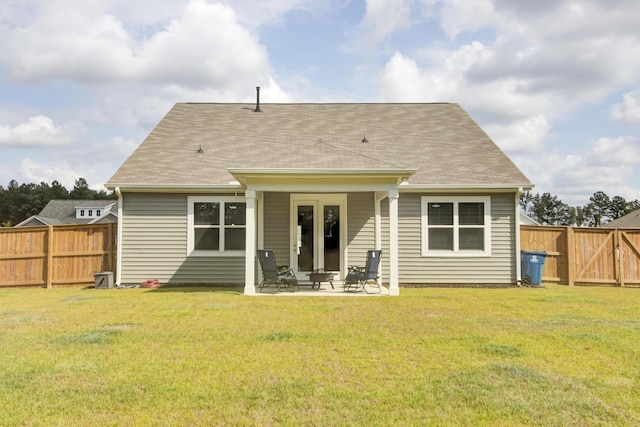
[323,205,340,271]
[297,205,315,272]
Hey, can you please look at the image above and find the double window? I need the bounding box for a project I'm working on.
[421,196,491,256]
[188,196,246,256]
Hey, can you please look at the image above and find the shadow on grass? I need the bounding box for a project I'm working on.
[144,284,244,294]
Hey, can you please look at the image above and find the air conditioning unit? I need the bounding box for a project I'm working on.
[94,272,114,289]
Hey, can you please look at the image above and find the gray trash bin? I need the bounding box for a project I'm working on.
[94,272,114,289]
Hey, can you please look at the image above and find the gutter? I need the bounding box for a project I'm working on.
[397,183,534,193]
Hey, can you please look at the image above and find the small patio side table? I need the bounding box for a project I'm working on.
[308,269,335,289]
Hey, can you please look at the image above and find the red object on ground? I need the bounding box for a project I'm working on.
[141,279,161,288]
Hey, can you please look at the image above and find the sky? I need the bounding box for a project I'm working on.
[1,0,640,206]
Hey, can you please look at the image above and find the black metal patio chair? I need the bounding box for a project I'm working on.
[344,250,382,293]
[257,249,299,292]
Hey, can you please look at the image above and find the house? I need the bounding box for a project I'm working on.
[106,98,533,295]
[519,211,540,226]
[604,209,640,228]
[15,199,118,227]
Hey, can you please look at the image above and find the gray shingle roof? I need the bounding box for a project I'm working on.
[107,103,532,188]
[605,209,640,227]
[37,200,117,225]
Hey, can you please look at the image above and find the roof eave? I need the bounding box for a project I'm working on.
[398,183,534,193]
[105,183,245,193]
[228,168,417,187]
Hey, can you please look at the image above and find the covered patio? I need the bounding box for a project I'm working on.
[230,168,415,296]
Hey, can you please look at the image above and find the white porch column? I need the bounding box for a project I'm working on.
[244,190,257,295]
[388,188,400,296]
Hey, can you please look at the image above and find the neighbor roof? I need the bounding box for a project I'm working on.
[107,103,532,189]
[18,200,117,226]
[605,209,640,228]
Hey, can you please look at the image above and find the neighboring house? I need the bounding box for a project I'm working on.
[519,211,540,226]
[604,209,640,228]
[15,200,118,227]
[106,100,533,295]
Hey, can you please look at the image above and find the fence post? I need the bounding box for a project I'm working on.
[616,229,624,287]
[46,225,53,289]
[567,226,575,286]
[106,223,114,273]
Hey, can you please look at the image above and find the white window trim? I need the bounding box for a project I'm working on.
[421,196,491,257]
[187,196,246,257]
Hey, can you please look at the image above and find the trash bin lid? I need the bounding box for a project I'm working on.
[521,250,547,256]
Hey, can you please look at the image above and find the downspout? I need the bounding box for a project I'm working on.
[515,188,522,285]
[115,187,123,286]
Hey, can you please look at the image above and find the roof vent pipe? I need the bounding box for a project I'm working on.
[254,86,262,112]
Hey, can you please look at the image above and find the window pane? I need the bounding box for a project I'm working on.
[195,228,219,250]
[459,202,484,225]
[429,228,453,250]
[428,203,453,225]
[225,203,246,226]
[225,228,246,250]
[459,228,484,250]
[195,202,219,225]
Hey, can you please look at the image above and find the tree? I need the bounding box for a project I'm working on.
[69,177,94,200]
[625,199,640,214]
[609,195,628,220]
[519,191,534,214]
[588,191,611,226]
[530,192,570,225]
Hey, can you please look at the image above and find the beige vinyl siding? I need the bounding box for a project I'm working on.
[120,192,245,285]
[263,192,291,267]
[347,193,376,268]
[397,193,516,284]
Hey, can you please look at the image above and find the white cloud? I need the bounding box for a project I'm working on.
[20,158,86,190]
[2,5,135,83]
[0,0,278,93]
[611,90,640,126]
[483,115,550,154]
[379,0,640,170]
[138,1,270,89]
[18,135,139,190]
[515,135,640,205]
[587,136,640,166]
[361,0,414,45]
[0,0,293,134]
[221,0,320,28]
[0,116,83,147]
[438,0,497,39]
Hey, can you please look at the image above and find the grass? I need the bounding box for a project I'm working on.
[0,284,638,426]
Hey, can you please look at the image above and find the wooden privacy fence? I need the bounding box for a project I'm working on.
[521,225,640,287]
[0,224,116,288]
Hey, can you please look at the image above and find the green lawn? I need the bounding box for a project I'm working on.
[0,284,638,426]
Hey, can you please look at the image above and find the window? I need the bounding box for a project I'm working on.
[188,196,246,256]
[79,209,85,217]
[421,196,491,256]
[88,209,93,217]
[96,209,101,217]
